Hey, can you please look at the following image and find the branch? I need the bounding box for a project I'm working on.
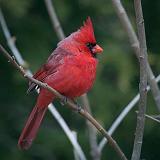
[135,112,160,124]
[0,8,28,69]
[145,114,160,124]
[81,94,101,160]
[44,1,99,159]
[112,0,160,111]
[98,0,160,152]
[48,104,86,160]
[150,114,160,120]
[98,74,160,152]
[0,44,128,160]
[44,0,65,40]
[131,1,148,160]
[0,8,86,160]
[72,131,81,160]
[98,94,139,152]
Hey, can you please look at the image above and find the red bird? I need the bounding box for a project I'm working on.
[18,17,103,150]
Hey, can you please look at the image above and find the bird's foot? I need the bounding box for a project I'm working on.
[60,96,68,106]
[76,103,82,113]
[72,100,82,113]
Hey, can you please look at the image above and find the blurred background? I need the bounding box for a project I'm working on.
[0,0,160,159]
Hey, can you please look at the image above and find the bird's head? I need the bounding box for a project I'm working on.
[72,17,103,57]
[58,17,103,57]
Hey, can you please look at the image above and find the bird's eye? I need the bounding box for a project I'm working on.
[86,42,91,47]
[86,42,97,58]
[86,42,96,49]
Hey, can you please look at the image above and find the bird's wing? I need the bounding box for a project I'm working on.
[27,47,72,93]
[27,67,48,93]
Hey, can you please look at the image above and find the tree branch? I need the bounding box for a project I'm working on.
[98,94,139,152]
[81,94,101,160]
[98,0,160,152]
[98,74,160,152]
[0,44,128,160]
[44,1,99,159]
[112,0,160,111]
[135,112,160,124]
[44,0,65,40]
[131,1,148,159]
[0,8,87,160]
[72,131,81,160]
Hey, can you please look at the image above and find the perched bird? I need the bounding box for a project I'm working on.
[18,17,103,150]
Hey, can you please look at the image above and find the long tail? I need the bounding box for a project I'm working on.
[18,105,47,150]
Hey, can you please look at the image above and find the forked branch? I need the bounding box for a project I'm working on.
[112,0,160,111]
[131,0,148,159]
[98,0,160,152]
[98,74,160,152]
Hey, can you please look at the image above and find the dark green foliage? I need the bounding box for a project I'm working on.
[0,0,160,159]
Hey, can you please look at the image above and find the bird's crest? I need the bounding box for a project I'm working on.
[72,17,96,44]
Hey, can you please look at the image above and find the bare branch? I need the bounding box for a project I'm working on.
[44,1,99,159]
[131,1,148,160]
[72,131,81,160]
[0,44,128,160]
[81,94,101,160]
[150,114,160,120]
[145,114,160,124]
[135,111,160,124]
[98,0,160,152]
[48,105,86,160]
[112,0,160,111]
[98,74,160,152]
[0,9,87,160]
[98,94,139,152]
[44,0,65,40]
[0,8,29,70]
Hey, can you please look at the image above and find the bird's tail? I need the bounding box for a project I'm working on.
[18,105,47,150]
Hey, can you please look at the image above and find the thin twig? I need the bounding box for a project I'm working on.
[98,94,139,152]
[145,114,160,123]
[98,0,160,152]
[135,111,160,124]
[0,44,128,160]
[111,0,160,111]
[0,9,28,70]
[48,105,86,160]
[44,1,99,159]
[44,0,65,40]
[81,94,100,160]
[145,114,160,124]
[131,1,148,160]
[0,9,87,160]
[72,131,81,160]
[98,74,160,152]
[150,114,160,120]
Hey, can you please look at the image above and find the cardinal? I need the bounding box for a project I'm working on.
[18,17,103,150]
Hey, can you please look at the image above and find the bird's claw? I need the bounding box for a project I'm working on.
[76,104,82,113]
[72,99,82,113]
[77,104,82,113]
[60,96,68,106]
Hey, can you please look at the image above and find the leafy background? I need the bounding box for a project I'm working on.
[0,0,160,159]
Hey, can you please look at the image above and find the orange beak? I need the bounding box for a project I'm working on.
[92,44,103,54]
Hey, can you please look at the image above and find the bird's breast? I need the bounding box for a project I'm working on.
[64,57,98,98]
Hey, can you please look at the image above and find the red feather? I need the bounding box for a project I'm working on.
[72,17,96,44]
[18,17,103,149]
[18,106,47,150]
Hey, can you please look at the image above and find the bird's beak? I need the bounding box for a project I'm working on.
[92,44,103,54]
